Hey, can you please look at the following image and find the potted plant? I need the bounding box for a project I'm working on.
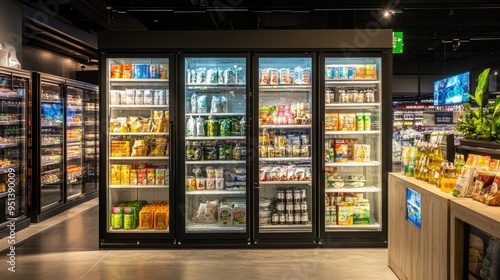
[457,68,500,144]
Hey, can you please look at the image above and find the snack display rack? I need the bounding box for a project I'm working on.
[83,87,99,193]
[180,56,249,241]
[0,67,29,237]
[253,55,317,242]
[319,54,390,245]
[31,73,99,223]
[101,55,174,244]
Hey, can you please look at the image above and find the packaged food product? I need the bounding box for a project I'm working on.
[192,200,218,223]
[110,90,121,105]
[121,64,132,79]
[144,89,153,105]
[325,113,339,131]
[154,210,168,230]
[471,171,496,202]
[363,112,372,131]
[110,64,122,78]
[138,169,147,185]
[141,117,151,132]
[120,165,131,185]
[210,96,221,113]
[354,144,364,162]
[334,139,349,162]
[186,176,196,191]
[134,89,144,105]
[337,203,353,225]
[356,113,364,131]
[280,68,292,85]
[131,140,148,156]
[196,178,206,190]
[186,116,195,137]
[147,168,155,185]
[197,95,207,113]
[215,178,224,190]
[453,154,481,197]
[206,179,215,190]
[150,111,165,133]
[338,113,356,131]
[485,175,500,206]
[203,142,218,160]
[160,64,168,79]
[260,68,270,85]
[363,144,371,162]
[123,207,137,230]
[130,169,138,185]
[110,165,121,185]
[233,202,246,226]
[111,207,123,229]
[139,208,153,230]
[218,203,234,226]
[353,202,370,225]
[127,117,143,133]
[270,68,280,85]
[149,137,167,156]
[219,118,231,136]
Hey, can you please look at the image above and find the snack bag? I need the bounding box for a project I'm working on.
[485,175,500,206]
[190,93,197,113]
[220,96,228,113]
[186,116,195,137]
[150,111,165,133]
[131,140,148,156]
[338,113,356,131]
[130,169,138,185]
[155,168,167,185]
[127,117,142,133]
[453,154,480,197]
[210,96,221,113]
[147,168,156,185]
[363,144,371,162]
[354,144,364,162]
[197,95,208,113]
[149,137,167,156]
[233,202,246,226]
[123,207,137,230]
[260,68,270,85]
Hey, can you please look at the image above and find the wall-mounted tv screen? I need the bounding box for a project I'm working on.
[433,71,470,105]
[41,103,62,120]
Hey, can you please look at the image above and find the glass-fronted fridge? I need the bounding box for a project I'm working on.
[31,73,65,222]
[99,56,175,247]
[83,87,99,193]
[253,55,316,244]
[66,86,84,200]
[319,55,389,245]
[0,67,29,236]
[179,55,249,244]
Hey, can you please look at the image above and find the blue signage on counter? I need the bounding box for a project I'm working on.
[406,188,421,229]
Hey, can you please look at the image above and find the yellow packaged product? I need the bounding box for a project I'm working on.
[149,137,167,156]
[363,144,371,162]
[154,210,169,230]
[347,138,359,160]
[338,113,356,131]
[130,169,138,185]
[110,165,121,185]
[139,208,153,230]
[147,168,156,185]
[337,203,353,225]
[150,111,165,133]
[156,168,167,185]
[325,113,339,131]
[127,117,143,133]
[120,165,131,185]
[131,140,148,156]
[354,144,364,162]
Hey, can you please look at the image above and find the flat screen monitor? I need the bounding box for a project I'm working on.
[433,71,470,105]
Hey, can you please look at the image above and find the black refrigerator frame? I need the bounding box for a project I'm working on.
[252,52,318,246]
[0,66,30,237]
[98,52,177,248]
[177,53,252,246]
[30,72,99,223]
[317,52,392,247]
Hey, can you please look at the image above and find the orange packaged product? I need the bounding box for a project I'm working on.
[110,64,122,78]
[121,64,132,79]
[147,168,156,185]
[139,208,153,230]
[325,113,339,131]
[154,210,169,230]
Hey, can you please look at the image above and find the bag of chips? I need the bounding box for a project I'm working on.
[149,137,167,156]
[131,140,148,157]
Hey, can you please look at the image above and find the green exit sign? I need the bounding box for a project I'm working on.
[393,32,403,54]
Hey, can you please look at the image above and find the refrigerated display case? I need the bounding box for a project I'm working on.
[31,73,99,222]
[99,56,175,247]
[0,67,29,237]
[179,55,250,244]
[83,87,99,193]
[319,55,390,246]
[253,55,316,244]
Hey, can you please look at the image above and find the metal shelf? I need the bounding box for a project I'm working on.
[41,181,62,186]
[185,113,245,117]
[259,224,312,233]
[259,157,311,162]
[185,224,246,233]
[325,103,381,108]
[186,84,245,89]
[259,181,312,185]
[325,130,380,135]
[110,156,169,160]
[67,156,83,161]
[109,105,169,109]
[40,99,62,103]
[108,228,170,233]
[0,121,21,126]
[185,160,245,165]
[325,79,380,84]
[186,136,244,140]
[109,185,169,189]
[109,132,169,136]
[0,143,19,149]
[326,222,381,232]
[41,160,61,167]
[186,190,246,195]
[260,125,311,129]
[40,168,60,175]
[259,85,311,91]
[41,124,62,128]
[67,123,83,127]
[110,78,169,83]
[325,161,380,167]
[325,186,380,193]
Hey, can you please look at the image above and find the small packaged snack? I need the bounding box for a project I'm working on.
[339,113,356,131]
[210,96,221,113]
[206,166,216,178]
[280,68,292,85]
[126,89,135,105]
[134,89,144,105]
[363,144,371,162]
[325,113,339,131]
[334,139,349,162]
[131,140,148,157]
[270,68,280,85]
[197,95,208,113]
[220,96,228,113]
[485,175,500,206]
[190,93,198,113]
[354,144,364,162]
[144,89,153,105]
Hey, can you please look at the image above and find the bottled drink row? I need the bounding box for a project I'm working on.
[110,64,169,80]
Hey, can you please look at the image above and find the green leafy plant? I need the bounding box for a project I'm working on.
[457,68,500,142]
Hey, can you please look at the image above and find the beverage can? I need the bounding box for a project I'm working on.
[356,113,364,131]
[364,112,372,131]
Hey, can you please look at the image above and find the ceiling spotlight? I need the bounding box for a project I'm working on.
[495,71,498,76]
[383,9,395,17]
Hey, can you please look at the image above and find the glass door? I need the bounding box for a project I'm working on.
[255,55,315,239]
[322,57,383,233]
[83,88,99,193]
[66,86,84,200]
[40,83,64,209]
[182,56,248,237]
[0,71,28,225]
[106,58,171,233]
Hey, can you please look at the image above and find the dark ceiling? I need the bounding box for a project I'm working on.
[18,0,500,76]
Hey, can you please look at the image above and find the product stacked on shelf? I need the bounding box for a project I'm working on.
[257,57,314,234]
[322,57,382,231]
[83,88,99,192]
[183,57,247,234]
[0,69,27,225]
[106,58,171,233]
[66,88,84,199]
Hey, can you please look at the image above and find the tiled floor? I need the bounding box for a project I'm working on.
[0,198,398,280]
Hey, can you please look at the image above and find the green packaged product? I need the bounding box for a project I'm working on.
[111,207,123,229]
[219,119,231,136]
[231,118,241,136]
[206,117,219,137]
[123,207,137,230]
[218,144,232,160]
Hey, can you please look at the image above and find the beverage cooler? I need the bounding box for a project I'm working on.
[0,67,29,237]
[99,55,175,247]
[31,73,99,223]
[179,55,250,245]
[253,55,317,244]
[319,54,391,246]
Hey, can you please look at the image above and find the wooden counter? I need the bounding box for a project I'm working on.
[388,172,462,280]
[450,199,500,279]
